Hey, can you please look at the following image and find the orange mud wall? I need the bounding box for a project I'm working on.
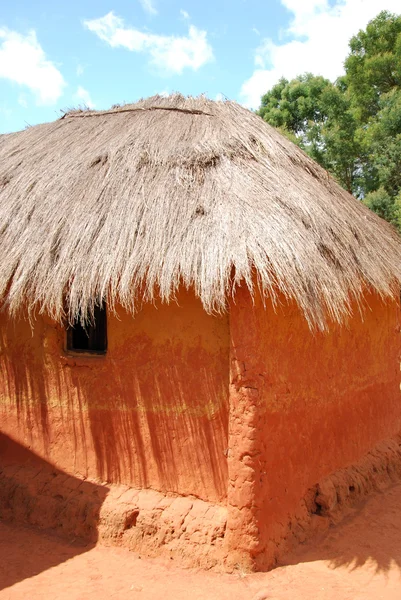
[2,284,401,570]
[226,287,401,570]
[0,290,229,503]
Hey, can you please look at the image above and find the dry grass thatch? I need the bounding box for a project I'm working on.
[1,93,401,330]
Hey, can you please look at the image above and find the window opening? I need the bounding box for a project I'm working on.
[66,303,107,354]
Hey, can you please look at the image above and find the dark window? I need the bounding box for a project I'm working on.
[66,303,107,354]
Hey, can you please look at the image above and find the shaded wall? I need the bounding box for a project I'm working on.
[226,287,401,569]
[0,290,229,503]
[0,432,108,543]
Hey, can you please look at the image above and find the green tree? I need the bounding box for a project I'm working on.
[345,11,401,122]
[363,187,401,230]
[258,74,360,193]
[257,11,401,231]
[346,10,401,215]
[258,74,329,143]
[360,87,401,194]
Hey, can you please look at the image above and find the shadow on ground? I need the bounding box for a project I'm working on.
[0,521,92,592]
[0,433,108,591]
[283,484,401,575]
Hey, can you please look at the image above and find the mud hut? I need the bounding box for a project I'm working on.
[1,95,401,571]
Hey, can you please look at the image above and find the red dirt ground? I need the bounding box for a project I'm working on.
[1,483,401,599]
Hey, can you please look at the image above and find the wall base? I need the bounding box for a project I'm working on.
[265,434,401,570]
[1,433,401,572]
[0,454,227,570]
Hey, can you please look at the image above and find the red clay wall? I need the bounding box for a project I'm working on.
[226,287,401,569]
[0,290,229,503]
[2,285,401,570]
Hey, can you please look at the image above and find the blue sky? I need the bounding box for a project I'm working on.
[1,0,400,133]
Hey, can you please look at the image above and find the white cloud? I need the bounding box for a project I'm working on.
[240,0,401,108]
[84,12,214,74]
[139,0,158,16]
[18,93,28,108]
[76,64,84,76]
[73,86,95,109]
[281,0,328,18]
[180,9,190,20]
[0,28,65,105]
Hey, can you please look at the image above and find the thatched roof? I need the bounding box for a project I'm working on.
[0,94,401,329]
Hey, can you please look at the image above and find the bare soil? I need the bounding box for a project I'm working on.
[1,483,401,599]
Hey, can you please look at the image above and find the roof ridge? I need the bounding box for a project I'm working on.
[62,106,214,120]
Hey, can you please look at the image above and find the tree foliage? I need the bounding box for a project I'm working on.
[257,11,401,231]
[345,11,401,122]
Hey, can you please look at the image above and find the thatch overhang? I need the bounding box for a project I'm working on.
[0,94,401,330]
